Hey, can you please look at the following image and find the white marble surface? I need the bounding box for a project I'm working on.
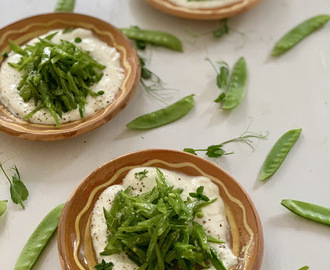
[1,0,330,269]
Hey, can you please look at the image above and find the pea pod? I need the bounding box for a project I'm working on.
[281,199,330,226]
[127,95,194,130]
[0,200,8,217]
[298,266,309,270]
[14,203,65,270]
[272,14,330,56]
[120,27,183,52]
[55,0,75,12]
[222,57,247,110]
[259,128,302,181]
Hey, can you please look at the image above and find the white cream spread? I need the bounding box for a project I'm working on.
[0,28,124,124]
[91,167,238,269]
[167,0,243,9]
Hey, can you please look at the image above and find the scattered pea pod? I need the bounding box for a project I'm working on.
[55,0,75,12]
[14,203,65,270]
[0,200,8,217]
[281,199,330,226]
[272,14,330,56]
[120,27,183,52]
[127,94,194,130]
[222,57,247,110]
[259,128,301,181]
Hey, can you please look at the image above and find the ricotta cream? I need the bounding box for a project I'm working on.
[0,28,124,124]
[167,0,243,9]
[91,167,238,269]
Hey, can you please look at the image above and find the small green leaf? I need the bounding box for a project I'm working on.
[94,260,114,270]
[0,200,8,217]
[298,266,309,270]
[135,169,148,181]
[183,148,197,155]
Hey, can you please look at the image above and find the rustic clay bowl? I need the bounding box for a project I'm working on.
[143,0,263,20]
[0,13,140,141]
[58,149,263,270]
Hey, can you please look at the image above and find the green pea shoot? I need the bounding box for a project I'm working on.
[0,163,29,209]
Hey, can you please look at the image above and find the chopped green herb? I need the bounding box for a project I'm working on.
[189,186,209,201]
[2,52,8,59]
[101,168,225,269]
[74,37,82,43]
[8,35,105,127]
[184,128,268,158]
[0,200,8,217]
[0,164,29,209]
[95,260,114,270]
[134,169,148,181]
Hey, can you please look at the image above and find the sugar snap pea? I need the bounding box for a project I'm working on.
[0,200,8,217]
[259,128,301,181]
[14,203,65,270]
[120,27,183,52]
[281,199,330,226]
[127,94,194,130]
[222,57,247,110]
[272,14,330,56]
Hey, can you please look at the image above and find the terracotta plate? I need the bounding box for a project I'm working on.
[0,13,140,141]
[58,149,263,270]
[143,0,263,20]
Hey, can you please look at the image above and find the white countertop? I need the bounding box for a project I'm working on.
[1,0,330,269]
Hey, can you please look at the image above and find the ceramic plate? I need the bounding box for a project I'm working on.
[58,149,263,270]
[143,0,263,20]
[0,13,140,141]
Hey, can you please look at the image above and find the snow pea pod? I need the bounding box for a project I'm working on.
[272,14,330,56]
[0,200,8,217]
[222,57,247,110]
[120,27,183,52]
[281,199,330,226]
[14,203,65,270]
[259,128,301,181]
[55,0,75,12]
[127,94,194,130]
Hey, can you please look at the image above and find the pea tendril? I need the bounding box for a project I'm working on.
[184,126,268,158]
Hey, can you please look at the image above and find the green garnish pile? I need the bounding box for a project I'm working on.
[8,31,106,127]
[101,168,227,270]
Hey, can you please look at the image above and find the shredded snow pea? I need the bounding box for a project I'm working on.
[55,0,75,12]
[120,26,183,52]
[126,94,194,130]
[272,14,330,56]
[259,128,302,181]
[8,34,105,127]
[222,57,247,110]
[14,203,65,270]
[100,168,226,270]
[281,199,330,226]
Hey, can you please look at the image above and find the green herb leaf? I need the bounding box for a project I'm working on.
[0,200,8,217]
[189,186,210,201]
[298,266,309,270]
[212,19,229,39]
[95,260,114,270]
[135,169,148,181]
